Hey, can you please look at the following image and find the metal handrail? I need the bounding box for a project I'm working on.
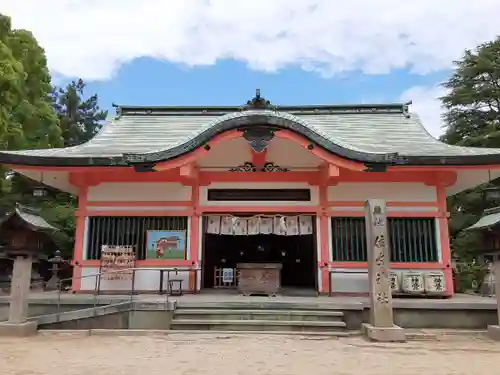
[55,266,201,318]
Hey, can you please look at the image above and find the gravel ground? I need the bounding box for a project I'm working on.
[1,334,498,375]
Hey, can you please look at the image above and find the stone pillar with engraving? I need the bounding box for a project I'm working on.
[362,199,406,342]
[0,256,38,336]
[487,261,500,340]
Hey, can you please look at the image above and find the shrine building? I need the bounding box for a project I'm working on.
[1,90,500,297]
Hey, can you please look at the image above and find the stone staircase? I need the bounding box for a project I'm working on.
[171,305,348,335]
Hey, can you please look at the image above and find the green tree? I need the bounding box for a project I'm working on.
[0,15,106,257]
[0,14,62,152]
[441,38,500,147]
[52,79,107,147]
[440,37,500,260]
[0,13,62,209]
[45,80,107,255]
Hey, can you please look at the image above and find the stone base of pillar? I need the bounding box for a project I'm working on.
[0,321,38,337]
[487,325,500,341]
[362,323,406,342]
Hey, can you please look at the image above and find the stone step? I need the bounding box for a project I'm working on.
[175,302,358,311]
[171,319,347,332]
[174,309,344,322]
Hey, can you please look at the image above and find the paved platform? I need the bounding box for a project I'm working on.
[0,291,497,310]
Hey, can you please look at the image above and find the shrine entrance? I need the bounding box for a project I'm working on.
[200,214,318,295]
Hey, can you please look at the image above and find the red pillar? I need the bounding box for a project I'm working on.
[72,186,88,292]
[319,183,330,294]
[436,183,454,297]
[189,182,201,292]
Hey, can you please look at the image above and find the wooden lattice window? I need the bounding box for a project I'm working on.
[330,217,438,262]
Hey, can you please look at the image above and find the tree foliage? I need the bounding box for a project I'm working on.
[0,13,63,210]
[441,37,500,260]
[45,81,107,255]
[0,14,62,151]
[0,14,106,257]
[53,79,107,147]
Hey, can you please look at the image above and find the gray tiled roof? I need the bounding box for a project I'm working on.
[2,106,500,165]
[466,212,500,231]
[16,205,57,231]
[465,206,500,231]
[0,204,57,231]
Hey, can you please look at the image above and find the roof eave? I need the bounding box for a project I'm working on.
[2,110,500,168]
[3,148,500,169]
[0,153,126,167]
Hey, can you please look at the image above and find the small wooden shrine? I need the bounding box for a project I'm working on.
[0,203,58,290]
[465,206,500,264]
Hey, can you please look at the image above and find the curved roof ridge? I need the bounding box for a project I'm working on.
[2,103,500,167]
[407,113,442,142]
[139,110,372,156]
[409,113,500,155]
[123,110,402,165]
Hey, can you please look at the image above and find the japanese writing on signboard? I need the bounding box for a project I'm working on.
[374,234,386,249]
[375,251,385,267]
[374,216,384,228]
[222,268,234,283]
[376,291,390,304]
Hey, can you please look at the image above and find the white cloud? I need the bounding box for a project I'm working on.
[399,85,448,139]
[3,0,498,134]
[2,0,500,81]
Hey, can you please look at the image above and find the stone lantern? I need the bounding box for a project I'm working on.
[0,204,57,336]
[46,250,65,290]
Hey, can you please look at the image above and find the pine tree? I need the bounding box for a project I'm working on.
[441,37,500,260]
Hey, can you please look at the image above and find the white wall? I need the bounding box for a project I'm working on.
[266,138,322,168]
[200,182,318,206]
[198,138,251,168]
[14,169,78,195]
[328,268,444,294]
[87,182,192,202]
[328,182,437,202]
[80,267,198,292]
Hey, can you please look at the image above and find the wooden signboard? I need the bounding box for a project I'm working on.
[100,245,136,280]
[237,263,282,296]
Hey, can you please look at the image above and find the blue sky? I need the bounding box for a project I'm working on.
[81,59,450,136]
[85,58,448,110]
[4,0,500,138]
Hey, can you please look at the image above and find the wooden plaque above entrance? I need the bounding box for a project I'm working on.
[207,189,311,201]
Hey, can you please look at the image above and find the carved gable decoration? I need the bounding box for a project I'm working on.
[229,162,289,172]
[242,126,275,153]
[244,89,275,110]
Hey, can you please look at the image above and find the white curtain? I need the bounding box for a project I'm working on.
[206,215,221,234]
[247,217,260,235]
[233,217,248,235]
[273,216,287,235]
[299,216,313,235]
[259,217,273,234]
[205,215,314,236]
[286,216,299,236]
[220,216,234,235]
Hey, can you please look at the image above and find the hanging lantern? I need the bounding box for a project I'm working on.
[32,185,48,197]
[483,186,500,201]
[32,171,48,198]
